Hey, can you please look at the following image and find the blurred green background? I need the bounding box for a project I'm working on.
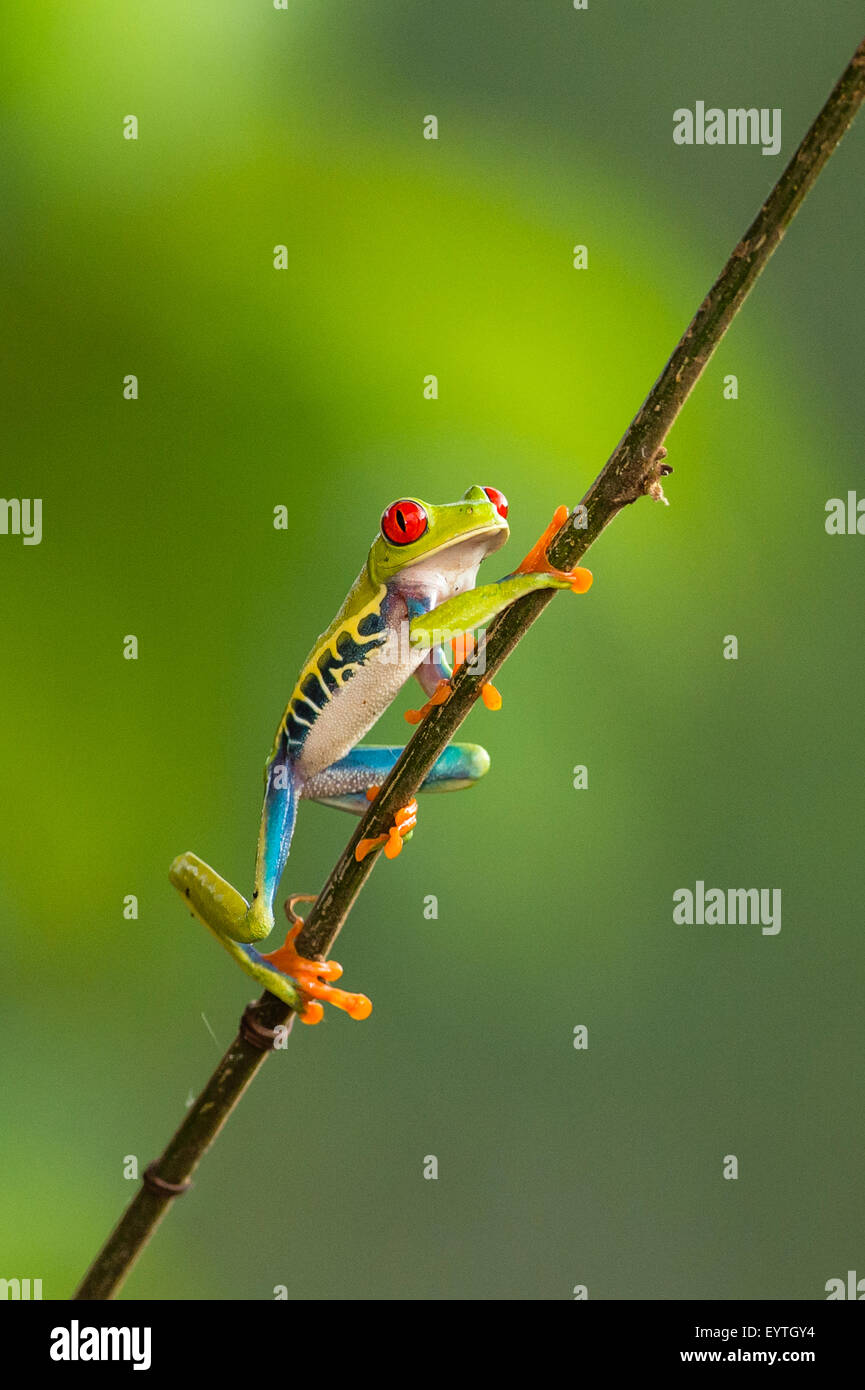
[2,1,864,1301]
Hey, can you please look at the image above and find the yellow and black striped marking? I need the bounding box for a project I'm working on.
[280,587,389,746]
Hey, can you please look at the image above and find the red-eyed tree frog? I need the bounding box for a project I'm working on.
[170,486,591,1023]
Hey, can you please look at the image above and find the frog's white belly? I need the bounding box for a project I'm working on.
[295,641,424,779]
[294,534,494,782]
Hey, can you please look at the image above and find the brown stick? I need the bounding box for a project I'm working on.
[72,34,865,1300]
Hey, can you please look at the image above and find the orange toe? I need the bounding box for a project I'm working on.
[404,679,452,724]
[356,833,387,862]
[384,829,403,859]
[515,505,570,575]
[568,566,593,593]
[299,1001,324,1026]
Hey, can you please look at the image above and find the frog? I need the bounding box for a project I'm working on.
[170,486,592,1023]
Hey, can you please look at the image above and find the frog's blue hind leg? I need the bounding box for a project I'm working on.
[300,741,491,813]
[170,740,307,1009]
[247,741,300,937]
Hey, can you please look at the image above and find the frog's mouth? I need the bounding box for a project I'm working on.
[403,522,508,570]
[399,523,509,598]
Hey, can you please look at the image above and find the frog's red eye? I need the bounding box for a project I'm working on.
[381,499,428,545]
[483,487,509,520]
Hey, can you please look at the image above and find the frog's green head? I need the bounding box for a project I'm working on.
[369,485,510,585]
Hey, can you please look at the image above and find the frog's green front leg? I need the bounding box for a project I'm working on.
[409,512,591,651]
[407,507,592,708]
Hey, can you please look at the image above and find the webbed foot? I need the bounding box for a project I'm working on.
[405,633,503,722]
[260,920,372,1024]
[404,679,452,724]
[515,504,593,592]
[355,785,418,861]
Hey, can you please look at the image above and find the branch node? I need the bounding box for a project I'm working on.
[142,1162,193,1198]
[613,445,672,508]
[647,446,672,504]
[240,1001,283,1051]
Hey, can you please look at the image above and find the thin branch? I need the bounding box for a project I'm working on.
[73,34,865,1300]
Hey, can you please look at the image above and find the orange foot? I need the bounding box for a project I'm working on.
[355,785,418,862]
[515,504,593,592]
[405,634,502,723]
[261,920,372,1025]
[404,678,452,725]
